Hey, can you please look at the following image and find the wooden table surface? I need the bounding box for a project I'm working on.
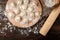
[0,0,60,40]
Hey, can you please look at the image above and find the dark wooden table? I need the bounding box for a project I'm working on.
[0,0,60,40]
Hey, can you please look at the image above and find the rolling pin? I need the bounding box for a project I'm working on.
[39,5,60,36]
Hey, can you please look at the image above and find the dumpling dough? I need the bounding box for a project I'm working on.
[5,0,42,28]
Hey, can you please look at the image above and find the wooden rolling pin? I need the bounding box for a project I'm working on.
[39,5,60,36]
